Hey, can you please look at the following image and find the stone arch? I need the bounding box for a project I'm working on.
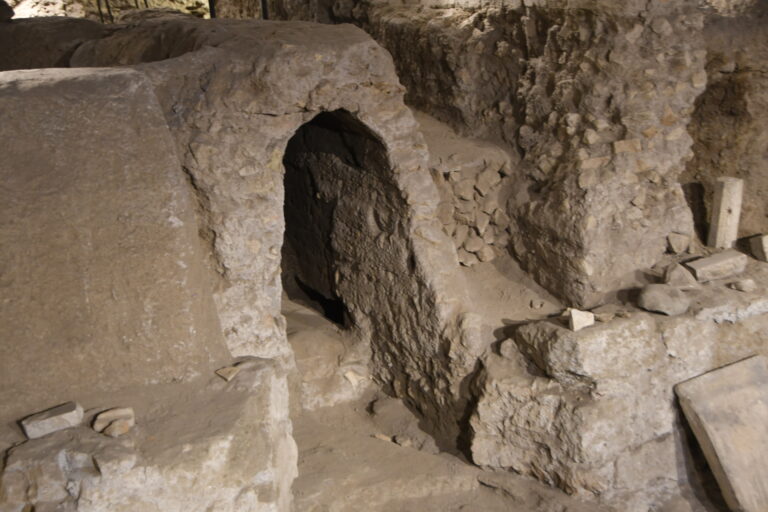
[279,107,441,356]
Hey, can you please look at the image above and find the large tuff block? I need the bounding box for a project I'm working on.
[0,68,230,422]
[676,355,768,512]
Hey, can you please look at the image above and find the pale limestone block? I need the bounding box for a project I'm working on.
[676,355,768,512]
[21,402,83,439]
[685,249,747,282]
[750,234,768,262]
[567,309,595,331]
[707,177,743,249]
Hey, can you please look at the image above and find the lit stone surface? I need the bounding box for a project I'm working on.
[707,177,744,249]
[676,355,768,512]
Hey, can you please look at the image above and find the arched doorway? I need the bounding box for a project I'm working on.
[281,109,406,332]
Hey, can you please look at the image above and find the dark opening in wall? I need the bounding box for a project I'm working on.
[281,110,382,327]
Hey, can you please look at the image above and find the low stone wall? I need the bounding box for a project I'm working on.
[268,0,704,309]
[469,263,768,510]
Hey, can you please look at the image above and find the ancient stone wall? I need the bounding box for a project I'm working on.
[267,0,704,308]
[65,16,486,445]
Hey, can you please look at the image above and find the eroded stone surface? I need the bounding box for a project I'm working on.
[676,355,768,512]
[0,67,230,425]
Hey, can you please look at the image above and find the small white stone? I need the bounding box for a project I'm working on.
[567,309,594,331]
[21,402,84,439]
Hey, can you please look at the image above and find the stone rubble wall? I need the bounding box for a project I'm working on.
[469,279,768,510]
[419,114,514,266]
[266,0,705,309]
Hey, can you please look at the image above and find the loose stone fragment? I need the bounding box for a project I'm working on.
[676,355,768,512]
[103,418,133,438]
[749,234,768,262]
[21,402,84,439]
[667,232,690,254]
[638,284,690,316]
[216,365,241,382]
[728,279,757,293]
[707,177,743,249]
[685,249,748,282]
[93,407,135,433]
[567,309,594,331]
[664,263,699,290]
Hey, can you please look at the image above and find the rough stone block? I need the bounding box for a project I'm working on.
[676,355,768,512]
[707,177,743,249]
[684,249,747,282]
[750,234,768,262]
[638,284,690,316]
[21,402,84,439]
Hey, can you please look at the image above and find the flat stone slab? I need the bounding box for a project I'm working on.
[20,401,83,439]
[684,249,747,282]
[676,355,768,512]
